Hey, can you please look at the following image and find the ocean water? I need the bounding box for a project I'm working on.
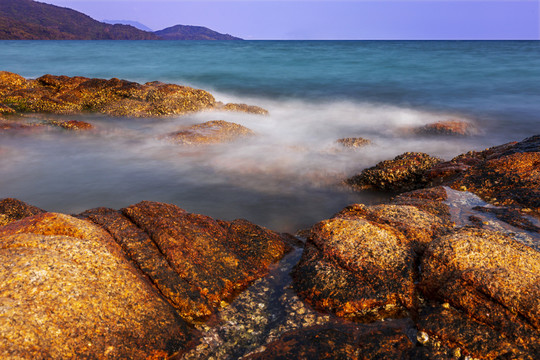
[1,41,539,232]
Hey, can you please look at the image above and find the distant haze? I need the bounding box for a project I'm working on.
[102,20,153,32]
[39,0,539,40]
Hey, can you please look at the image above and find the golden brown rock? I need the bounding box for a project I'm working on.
[166,120,255,145]
[0,213,192,359]
[122,201,291,310]
[413,119,477,136]
[292,217,415,320]
[47,119,94,130]
[221,102,269,115]
[346,152,443,192]
[0,198,45,226]
[420,228,540,356]
[0,72,216,117]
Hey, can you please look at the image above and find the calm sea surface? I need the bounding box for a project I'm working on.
[1,41,539,231]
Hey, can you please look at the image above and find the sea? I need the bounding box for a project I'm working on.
[1,40,539,232]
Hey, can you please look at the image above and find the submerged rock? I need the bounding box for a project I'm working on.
[166,120,255,145]
[0,212,191,359]
[47,119,94,131]
[345,152,443,192]
[413,119,477,136]
[336,137,372,149]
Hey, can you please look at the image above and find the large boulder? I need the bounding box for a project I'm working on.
[0,212,192,359]
[419,227,540,357]
[292,216,416,320]
[81,201,292,321]
[0,72,216,117]
[345,152,443,192]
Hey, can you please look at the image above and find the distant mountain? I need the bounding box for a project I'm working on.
[102,20,153,32]
[155,25,242,40]
[0,0,242,40]
[0,0,159,39]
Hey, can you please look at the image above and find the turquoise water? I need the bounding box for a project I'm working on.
[1,41,539,231]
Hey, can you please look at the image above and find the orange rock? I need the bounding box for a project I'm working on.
[166,120,255,145]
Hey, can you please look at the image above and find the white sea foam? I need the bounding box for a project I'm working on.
[0,96,486,231]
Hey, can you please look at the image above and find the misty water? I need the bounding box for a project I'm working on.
[1,41,539,232]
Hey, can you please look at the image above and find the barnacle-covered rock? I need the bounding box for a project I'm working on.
[345,152,443,192]
[0,212,192,359]
[166,120,255,145]
[47,119,94,130]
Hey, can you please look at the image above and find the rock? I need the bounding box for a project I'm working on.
[0,212,192,359]
[448,150,540,215]
[419,227,540,356]
[82,201,292,321]
[413,119,477,136]
[390,186,452,221]
[1,72,216,117]
[47,119,94,131]
[0,103,16,114]
[334,202,449,253]
[0,198,45,226]
[336,137,372,149]
[0,119,45,132]
[345,152,443,192]
[417,303,537,360]
[220,102,269,115]
[292,216,416,320]
[243,321,415,360]
[166,120,255,145]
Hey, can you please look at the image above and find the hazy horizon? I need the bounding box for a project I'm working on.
[38,0,540,40]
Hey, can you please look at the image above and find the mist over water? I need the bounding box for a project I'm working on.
[1,41,539,232]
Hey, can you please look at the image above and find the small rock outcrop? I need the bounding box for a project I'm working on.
[413,119,477,136]
[0,198,45,226]
[166,120,255,145]
[336,137,371,149]
[345,152,443,192]
[220,102,269,115]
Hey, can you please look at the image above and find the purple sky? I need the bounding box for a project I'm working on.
[40,1,539,40]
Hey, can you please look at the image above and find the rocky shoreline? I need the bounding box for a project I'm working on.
[1,72,539,359]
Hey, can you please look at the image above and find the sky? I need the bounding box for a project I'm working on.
[40,0,540,40]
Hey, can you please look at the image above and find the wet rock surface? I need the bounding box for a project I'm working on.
[166,120,255,145]
[346,152,443,192]
[219,102,269,115]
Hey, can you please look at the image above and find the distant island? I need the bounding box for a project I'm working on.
[0,0,242,40]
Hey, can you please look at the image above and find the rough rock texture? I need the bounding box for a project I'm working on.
[420,227,540,357]
[220,102,269,115]
[47,119,94,130]
[413,119,477,136]
[166,120,255,145]
[334,202,448,253]
[0,198,45,226]
[293,216,416,320]
[81,201,292,322]
[346,152,443,192]
[244,321,415,360]
[0,71,216,117]
[0,212,191,359]
[336,137,372,149]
